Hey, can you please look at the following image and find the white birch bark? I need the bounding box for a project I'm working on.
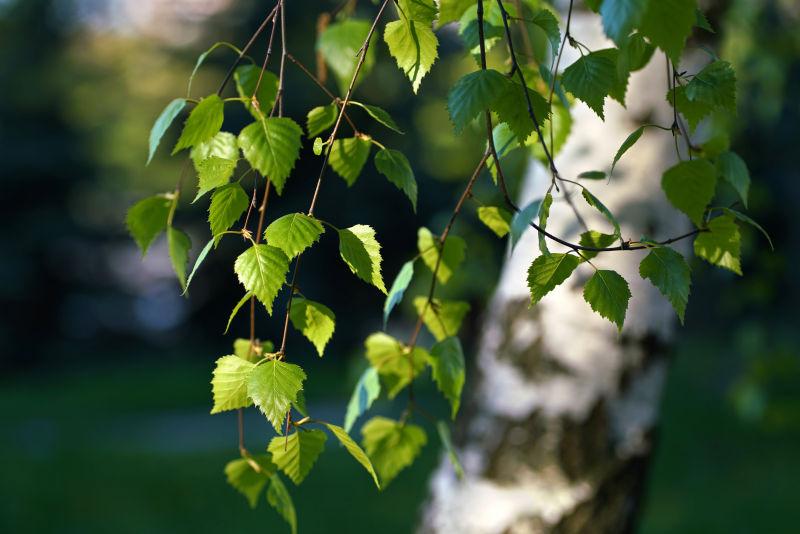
[421,12,692,534]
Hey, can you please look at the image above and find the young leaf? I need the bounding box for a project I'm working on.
[317,19,376,94]
[224,454,276,508]
[561,49,620,119]
[611,125,645,174]
[383,260,415,327]
[600,0,646,46]
[721,208,773,251]
[361,417,427,487]
[350,101,404,133]
[167,227,191,291]
[329,136,372,186]
[312,137,324,156]
[582,188,622,238]
[324,423,381,489]
[224,292,252,335]
[208,183,249,239]
[509,198,543,250]
[248,359,306,433]
[417,227,466,285]
[384,19,438,93]
[344,367,381,433]
[429,337,466,419]
[717,151,750,208]
[639,0,696,65]
[583,269,632,331]
[338,225,387,294]
[413,297,470,342]
[147,98,186,164]
[579,230,617,260]
[477,206,513,238]
[190,131,239,171]
[267,429,327,485]
[527,253,582,306]
[173,94,224,154]
[194,156,237,202]
[233,244,290,313]
[264,212,325,259]
[233,337,275,362]
[446,69,507,134]
[639,247,692,323]
[184,237,214,295]
[374,149,417,211]
[436,421,464,479]
[694,215,742,275]
[306,104,338,138]
[661,159,717,226]
[211,355,256,414]
[238,118,303,194]
[364,333,428,398]
[234,64,279,119]
[289,298,336,357]
[538,193,553,255]
[267,475,297,534]
[685,60,736,113]
[126,195,172,256]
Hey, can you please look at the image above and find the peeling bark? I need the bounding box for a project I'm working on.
[420,13,692,534]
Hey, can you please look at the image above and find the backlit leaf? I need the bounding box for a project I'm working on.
[248,359,306,433]
[267,475,297,534]
[364,333,428,399]
[325,423,381,489]
[306,104,338,138]
[344,367,381,433]
[264,212,325,259]
[224,454,276,508]
[413,297,470,342]
[477,206,512,238]
[417,227,466,285]
[384,19,438,93]
[233,244,290,313]
[583,269,632,331]
[661,159,717,226]
[429,337,465,419]
[268,429,327,484]
[289,298,336,357]
[234,64,279,119]
[383,260,415,327]
[329,136,372,186]
[211,355,256,414]
[362,417,426,487]
[374,149,417,211]
[527,253,582,306]
[208,183,249,239]
[238,118,303,194]
[317,19,376,94]
[173,94,224,154]
[338,225,386,293]
[693,215,742,275]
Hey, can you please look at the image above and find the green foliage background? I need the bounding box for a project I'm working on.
[1,0,799,532]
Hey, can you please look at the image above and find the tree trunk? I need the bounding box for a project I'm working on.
[420,13,692,534]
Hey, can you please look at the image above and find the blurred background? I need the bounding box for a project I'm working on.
[1,0,798,532]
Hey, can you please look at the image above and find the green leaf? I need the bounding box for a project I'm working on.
[538,193,553,255]
[187,41,242,96]
[233,337,266,362]
[583,269,632,331]
[721,208,773,251]
[289,298,336,357]
[184,237,214,295]
[194,156,237,202]
[224,292,252,335]
[413,297,470,342]
[248,359,306,433]
[329,136,372,186]
[264,212,325,259]
[717,151,750,208]
[611,125,645,174]
[579,230,617,260]
[429,337,465,419]
[492,78,551,142]
[695,8,714,32]
[362,417,426,487]
[578,171,607,180]
[266,475,297,534]
[437,0,473,27]
[561,49,620,119]
[234,64,279,119]
[528,9,561,55]
[446,69,507,134]
[397,0,438,25]
[374,149,417,211]
[167,227,191,291]
[617,32,655,75]
[639,247,692,323]
[685,60,736,113]
[317,19,376,94]
[268,429,327,485]
[190,131,239,171]
[325,423,381,489]
[306,104,338,138]
[694,215,742,274]
[509,198,543,250]
[437,421,464,479]
[419,228,467,285]
[527,253,582,306]
[238,118,303,195]
[338,225,387,293]
[147,98,186,164]
[582,188,622,238]
[126,195,171,256]
[661,159,717,226]
[224,454,276,508]
[529,99,573,162]
[211,355,256,414]
[208,183,249,239]
[384,19,438,93]
[173,94,225,154]
[667,85,712,131]
[364,333,428,399]
[477,206,513,238]
[350,101,404,134]
[640,0,696,65]
[600,0,646,46]
[233,244,290,313]
[344,367,381,433]
[383,260,415,327]
[458,7,504,56]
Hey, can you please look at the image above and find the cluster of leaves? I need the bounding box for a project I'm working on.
[126,0,769,531]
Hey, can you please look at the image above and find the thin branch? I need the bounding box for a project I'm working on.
[286,53,359,133]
